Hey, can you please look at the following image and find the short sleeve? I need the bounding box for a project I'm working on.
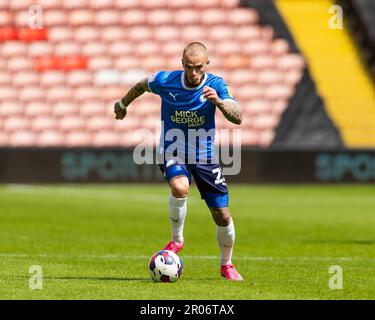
[147,71,165,95]
[216,78,237,102]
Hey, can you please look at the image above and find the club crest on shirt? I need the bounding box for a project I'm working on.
[199,94,207,103]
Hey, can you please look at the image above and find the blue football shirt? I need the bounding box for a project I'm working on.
[148,70,236,163]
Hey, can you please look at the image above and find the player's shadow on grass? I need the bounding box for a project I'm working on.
[44,276,149,282]
[301,239,375,245]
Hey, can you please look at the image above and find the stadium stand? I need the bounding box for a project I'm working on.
[275,0,374,148]
[0,0,351,148]
[338,0,375,80]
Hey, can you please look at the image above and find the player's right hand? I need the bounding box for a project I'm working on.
[114,101,127,120]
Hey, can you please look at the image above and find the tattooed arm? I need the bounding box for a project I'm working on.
[114,77,151,120]
[202,86,242,125]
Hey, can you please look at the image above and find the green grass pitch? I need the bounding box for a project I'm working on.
[0,184,374,300]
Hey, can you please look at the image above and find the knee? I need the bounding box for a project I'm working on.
[171,178,189,198]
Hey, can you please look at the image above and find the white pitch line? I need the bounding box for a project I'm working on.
[3,185,198,204]
[0,253,374,262]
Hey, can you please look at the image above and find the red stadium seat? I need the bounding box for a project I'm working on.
[48,27,73,43]
[38,131,65,146]
[215,41,242,56]
[127,26,153,42]
[14,11,30,27]
[114,56,140,70]
[227,8,259,25]
[60,56,88,71]
[100,27,126,43]
[87,117,114,131]
[74,27,100,43]
[258,70,284,86]
[147,10,173,26]
[94,70,121,86]
[201,9,227,25]
[95,11,121,27]
[250,55,275,70]
[25,102,51,117]
[208,26,235,42]
[18,28,48,42]
[167,0,191,9]
[88,56,112,71]
[0,132,9,145]
[265,84,295,100]
[65,131,92,146]
[93,131,121,146]
[35,56,60,72]
[43,11,68,27]
[284,69,303,85]
[235,25,262,41]
[10,0,35,10]
[0,87,18,100]
[4,117,29,132]
[258,130,275,148]
[2,41,27,57]
[0,12,13,26]
[90,0,115,10]
[192,0,221,8]
[36,0,62,10]
[162,41,186,57]
[143,56,166,72]
[115,0,138,10]
[67,71,92,87]
[153,26,179,42]
[181,26,208,43]
[80,100,106,116]
[59,117,86,132]
[109,42,133,57]
[53,101,79,117]
[174,10,200,25]
[10,131,37,146]
[270,39,290,56]
[120,10,147,26]
[0,101,23,116]
[278,54,305,71]
[28,42,54,57]
[63,0,89,10]
[12,72,40,87]
[31,117,58,132]
[8,57,33,72]
[19,87,45,102]
[140,0,168,9]
[0,71,11,85]
[101,86,124,102]
[136,42,160,57]
[46,86,73,103]
[73,86,101,101]
[55,43,81,56]
[242,40,269,56]
[82,42,108,57]
[0,27,18,41]
[40,71,66,87]
[69,10,95,27]
[272,100,288,116]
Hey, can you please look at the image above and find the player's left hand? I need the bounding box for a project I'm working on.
[202,86,221,105]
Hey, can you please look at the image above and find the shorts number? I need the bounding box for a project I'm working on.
[212,168,226,185]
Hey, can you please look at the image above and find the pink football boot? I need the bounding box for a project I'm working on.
[220,264,244,281]
[163,241,184,254]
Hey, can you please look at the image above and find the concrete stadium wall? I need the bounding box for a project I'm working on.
[1,148,375,183]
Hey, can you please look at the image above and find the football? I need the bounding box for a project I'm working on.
[148,250,183,283]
